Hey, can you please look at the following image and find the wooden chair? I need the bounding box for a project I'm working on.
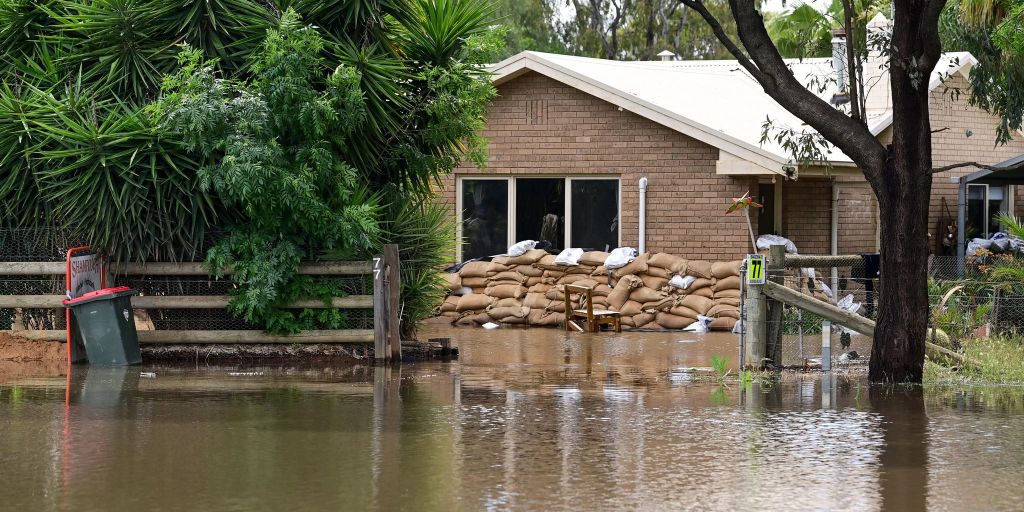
[563,284,621,333]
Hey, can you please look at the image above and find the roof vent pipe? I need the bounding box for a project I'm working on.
[657,50,676,62]
[830,29,850,106]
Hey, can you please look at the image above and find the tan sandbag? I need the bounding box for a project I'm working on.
[535,255,563,271]
[687,260,713,279]
[501,316,529,325]
[708,304,740,319]
[485,284,526,299]
[494,298,523,308]
[656,312,693,329]
[712,260,742,279]
[535,311,564,326]
[614,254,649,277]
[458,312,492,325]
[607,275,643,310]
[542,270,566,281]
[438,310,459,319]
[590,296,609,308]
[527,308,547,325]
[716,297,741,307]
[456,294,493,312]
[640,274,668,290]
[630,287,667,303]
[714,289,741,299]
[620,316,636,328]
[690,287,714,299]
[565,265,597,275]
[641,296,676,313]
[462,276,488,288]
[579,251,610,266]
[490,256,512,265]
[640,321,663,330]
[560,274,592,285]
[644,266,671,279]
[632,312,655,327]
[516,265,544,277]
[678,278,714,293]
[546,301,566,313]
[525,276,543,287]
[567,278,599,290]
[528,283,552,294]
[620,300,643,316]
[459,261,492,278]
[491,271,527,284]
[713,275,741,292]
[709,317,737,331]
[648,253,685,271]
[680,294,715,314]
[592,284,612,297]
[487,305,530,320]
[454,315,477,326]
[486,261,510,274]
[545,287,566,301]
[442,273,461,291]
[670,305,700,320]
[507,249,548,265]
[440,296,459,313]
[523,292,550,309]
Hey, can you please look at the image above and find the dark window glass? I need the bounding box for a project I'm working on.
[966,184,986,239]
[757,184,776,235]
[516,178,565,250]
[461,180,508,259]
[571,179,618,251]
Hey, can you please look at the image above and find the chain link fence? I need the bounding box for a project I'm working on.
[0,227,374,332]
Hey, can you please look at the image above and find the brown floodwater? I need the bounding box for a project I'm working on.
[1,326,1022,511]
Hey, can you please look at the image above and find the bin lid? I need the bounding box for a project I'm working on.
[63,286,134,306]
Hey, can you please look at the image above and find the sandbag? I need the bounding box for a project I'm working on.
[620,316,636,328]
[515,265,544,277]
[507,248,548,265]
[564,265,597,276]
[486,261,510,274]
[669,305,700,320]
[492,271,527,284]
[630,287,667,304]
[709,317,737,331]
[535,255,562,271]
[460,312,492,325]
[533,311,564,326]
[525,276,543,287]
[689,287,714,299]
[591,265,608,276]
[620,300,643,316]
[714,289,741,299]
[639,321,663,330]
[442,273,462,291]
[590,296,608,308]
[501,316,530,325]
[632,312,655,328]
[607,275,643,310]
[579,251,610,266]
[715,297,741,307]
[523,293,551,309]
[568,278,599,290]
[708,304,740,319]
[542,270,566,281]
[494,298,523,308]
[641,296,676,313]
[459,261,491,278]
[487,305,530,320]
[546,301,566,313]
[680,294,715,314]
[462,276,488,288]
[712,260,742,279]
[648,253,686,272]
[614,254,649,277]
[440,296,459,313]
[713,275,741,292]
[560,274,593,285]
[485,284,526,299]
[528,283,552,294]
[490,256,513,266]
[456,294,493,312]
[592,284,612,297]
[656,312,693,329]
[643,266,671,279]
[686,260,713,279]
[545,287,566,301]
[684,278,715,292]
[640,274,669,290]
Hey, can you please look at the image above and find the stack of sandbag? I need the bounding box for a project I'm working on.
[435,249,742,331]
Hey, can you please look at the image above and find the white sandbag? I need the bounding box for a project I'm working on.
[756,234,798,254]
[554,248,584,266]
[451,286,473,296]
[683,315,714,333]
[669,275,697,290]
[507,240,537,257]
[604,247,638,269]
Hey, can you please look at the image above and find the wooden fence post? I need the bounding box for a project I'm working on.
[766,245,785,367]
[373,254,387,363]
[744,271,767,370]
[384,244,401,362]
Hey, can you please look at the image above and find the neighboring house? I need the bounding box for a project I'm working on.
[436,15,1024,264]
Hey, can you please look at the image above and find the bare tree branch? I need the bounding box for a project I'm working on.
[678,0,887,177]
[930,159,1024,175]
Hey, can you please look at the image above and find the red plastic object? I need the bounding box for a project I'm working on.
[62,286,132,306]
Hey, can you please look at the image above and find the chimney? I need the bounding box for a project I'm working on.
[657,50,676,62]
[830,28,850,106]
[864,13,892,115]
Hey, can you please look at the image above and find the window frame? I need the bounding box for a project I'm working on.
[456,175,622,261]
[966,183,1012,238]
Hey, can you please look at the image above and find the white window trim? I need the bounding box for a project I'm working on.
[456,175,622,260]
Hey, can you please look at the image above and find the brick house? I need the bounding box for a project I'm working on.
[436,17,1024,263]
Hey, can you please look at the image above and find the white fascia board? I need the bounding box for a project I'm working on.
[490,52,790,175]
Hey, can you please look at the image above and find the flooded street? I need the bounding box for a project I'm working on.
[2,327,1023,511]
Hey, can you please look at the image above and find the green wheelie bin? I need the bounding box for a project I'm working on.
[63,286,141,366]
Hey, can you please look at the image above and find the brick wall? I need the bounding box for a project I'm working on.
[437,71,756,261]
[782,179,831,255]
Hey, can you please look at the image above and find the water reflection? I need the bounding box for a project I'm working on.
[0,329,1022,511]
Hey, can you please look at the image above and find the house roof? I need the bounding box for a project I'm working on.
[489,50,976,174]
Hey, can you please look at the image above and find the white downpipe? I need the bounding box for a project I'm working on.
[831,184,840,303]
[639,177,648,253]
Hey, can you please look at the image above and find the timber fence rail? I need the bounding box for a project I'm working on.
[1,230,402,362]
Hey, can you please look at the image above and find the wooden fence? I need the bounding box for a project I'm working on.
[1,244,402,362]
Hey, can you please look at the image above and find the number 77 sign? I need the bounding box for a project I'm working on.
[746,254,766,285]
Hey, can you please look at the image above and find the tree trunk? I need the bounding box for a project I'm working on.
[868,3,939,383]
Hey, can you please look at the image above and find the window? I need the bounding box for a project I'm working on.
[966,184,1007,239]
[460,179,508,260]
[756,183,777,235]
[457,177,620,260]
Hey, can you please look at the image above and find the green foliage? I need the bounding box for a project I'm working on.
[766,0,891,59]
[710,355,729,378]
